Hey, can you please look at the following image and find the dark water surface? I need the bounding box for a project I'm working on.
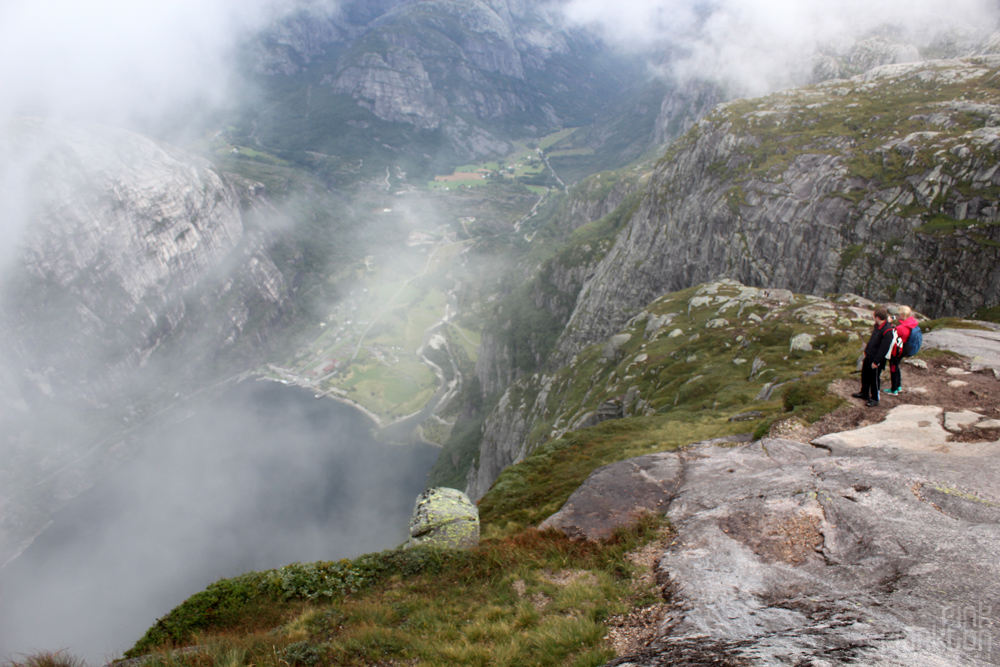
[0,381,438,664]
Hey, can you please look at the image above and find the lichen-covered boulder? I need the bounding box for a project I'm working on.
[404,487,479,550]
[790,333,815,352]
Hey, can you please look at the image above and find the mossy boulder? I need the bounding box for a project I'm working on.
[404,487,480,550]
[790,333,816,352]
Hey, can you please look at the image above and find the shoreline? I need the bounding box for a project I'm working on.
[255,375,442,448]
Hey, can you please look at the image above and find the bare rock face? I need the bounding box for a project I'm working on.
[329,50,445,129]
[326,0,526,131]
[924,326,1000,373]
[465,382,537,501]
[543,437,1000,666]
[1,118,292,401]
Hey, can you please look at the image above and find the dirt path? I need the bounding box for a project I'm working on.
[775,354,1000,444]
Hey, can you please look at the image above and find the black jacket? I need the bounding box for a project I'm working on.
[864,320,895,362]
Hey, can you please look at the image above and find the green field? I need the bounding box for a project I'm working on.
[269,236,472,426]
[537,127,578,150]
[427,131,573,189]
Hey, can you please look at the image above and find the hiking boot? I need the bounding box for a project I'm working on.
[852,392,866,399]
[866,399,879,408]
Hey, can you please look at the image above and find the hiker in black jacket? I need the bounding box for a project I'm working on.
[852,306,895,407]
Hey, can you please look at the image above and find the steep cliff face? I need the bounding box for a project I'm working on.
[243,0,655,174]
[252,13,350,76]
[328,0,528,130]
[473,172,643,397]
[0,118,296,565]
[1,119,292,402]
[556,56,1000,361]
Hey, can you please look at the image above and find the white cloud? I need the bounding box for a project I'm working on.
[554,0,1000,95]
[0,0,339,128]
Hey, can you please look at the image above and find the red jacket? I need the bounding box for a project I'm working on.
[892,316,919,357]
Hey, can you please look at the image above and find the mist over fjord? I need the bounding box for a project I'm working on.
[0,381,437,662]
[2,0,1000,663]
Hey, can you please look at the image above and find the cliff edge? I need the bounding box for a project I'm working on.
[542,329,1000,666]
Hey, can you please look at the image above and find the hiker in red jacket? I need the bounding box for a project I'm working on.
[853,306,895,407]
[887,305,919,395]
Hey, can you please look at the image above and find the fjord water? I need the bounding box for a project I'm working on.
[0,381,438,664]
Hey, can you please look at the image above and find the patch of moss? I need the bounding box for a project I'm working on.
[840,243,865,270]
[783,379,844,422]
[973,304,1000,324]
[923,317,995,332]
[917,214,986,235]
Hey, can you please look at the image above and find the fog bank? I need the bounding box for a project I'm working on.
[0,381,437,664]
[555,0,1000,94]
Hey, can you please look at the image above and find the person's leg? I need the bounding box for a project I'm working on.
[873,361,886,402]
[889,358,901,393]
[860,358,875,400]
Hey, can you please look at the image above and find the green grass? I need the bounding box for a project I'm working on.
[123,520,664,667]
[538,128,579,150]
[381,376,425,405]
[973,304,1000,323]
[4,653,86,667]
[547,148,596,157]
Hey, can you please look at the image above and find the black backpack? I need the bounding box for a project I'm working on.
[903,325,922,357]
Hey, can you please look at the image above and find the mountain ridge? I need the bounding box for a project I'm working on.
[6,11,1000,666]
[553,55,1000,364]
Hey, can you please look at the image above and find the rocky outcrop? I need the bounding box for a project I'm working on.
[403,487,479,549]
[467,280,877,501]
[924,325,1000,372]
[544,435,1000,666]
[538,435,750,541]
[0,119,295,567]
[555,57,1000,362]
[329,49,445,129]
[1,119,292,402]
[251,12,349,75]
[326,0,528,131]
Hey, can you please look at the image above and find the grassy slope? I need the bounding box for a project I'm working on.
[116,278,901,667]
[123,522,662,667]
